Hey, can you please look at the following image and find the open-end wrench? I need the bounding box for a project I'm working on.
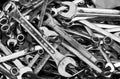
[52,0,83,16]
[6,2,77,77]
[58,1,120,19]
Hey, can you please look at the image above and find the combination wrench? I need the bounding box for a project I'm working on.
[58,1,120,19]
[98,45,115,72]
[0,45,42,63]
[6,1,77,77]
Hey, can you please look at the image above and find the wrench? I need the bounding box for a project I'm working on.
[0,54,16,79]
[0,40,32,79]
[37,0,48,28]
[0,46,42,63]
[98,46,115,72]
[28,47,44,67]
[6,2,77,77]
[59,1,120,19]
[51,0,82,16]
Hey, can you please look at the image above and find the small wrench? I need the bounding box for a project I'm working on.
[6,2,77,77]
[98,46,115,72]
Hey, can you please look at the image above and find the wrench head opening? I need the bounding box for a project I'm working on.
[7,38,17,47]
[17,67,32,79]
[58,57,77,77]
[105,63,115,72]
[59,1,77,19]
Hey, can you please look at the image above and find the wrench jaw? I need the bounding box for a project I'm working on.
[60,2,76,19]
[105,63,115,72]
[17,67,32,79]
[7,38,18,47]
[104,63,115,78]
[58,57,77,77]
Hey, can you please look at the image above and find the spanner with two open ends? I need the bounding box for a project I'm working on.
[5,1,77,77]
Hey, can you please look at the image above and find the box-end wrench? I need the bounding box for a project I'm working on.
[58,1,120,19]
[6,2,77,77]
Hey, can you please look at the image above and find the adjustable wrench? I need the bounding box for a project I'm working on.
[58,1,120,19]
[6,2,77,77]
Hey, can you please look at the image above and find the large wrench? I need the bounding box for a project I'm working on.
[6,2,77,77]
[58,1,120,19]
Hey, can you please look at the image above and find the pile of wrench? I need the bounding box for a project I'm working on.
[1,0,120,79]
